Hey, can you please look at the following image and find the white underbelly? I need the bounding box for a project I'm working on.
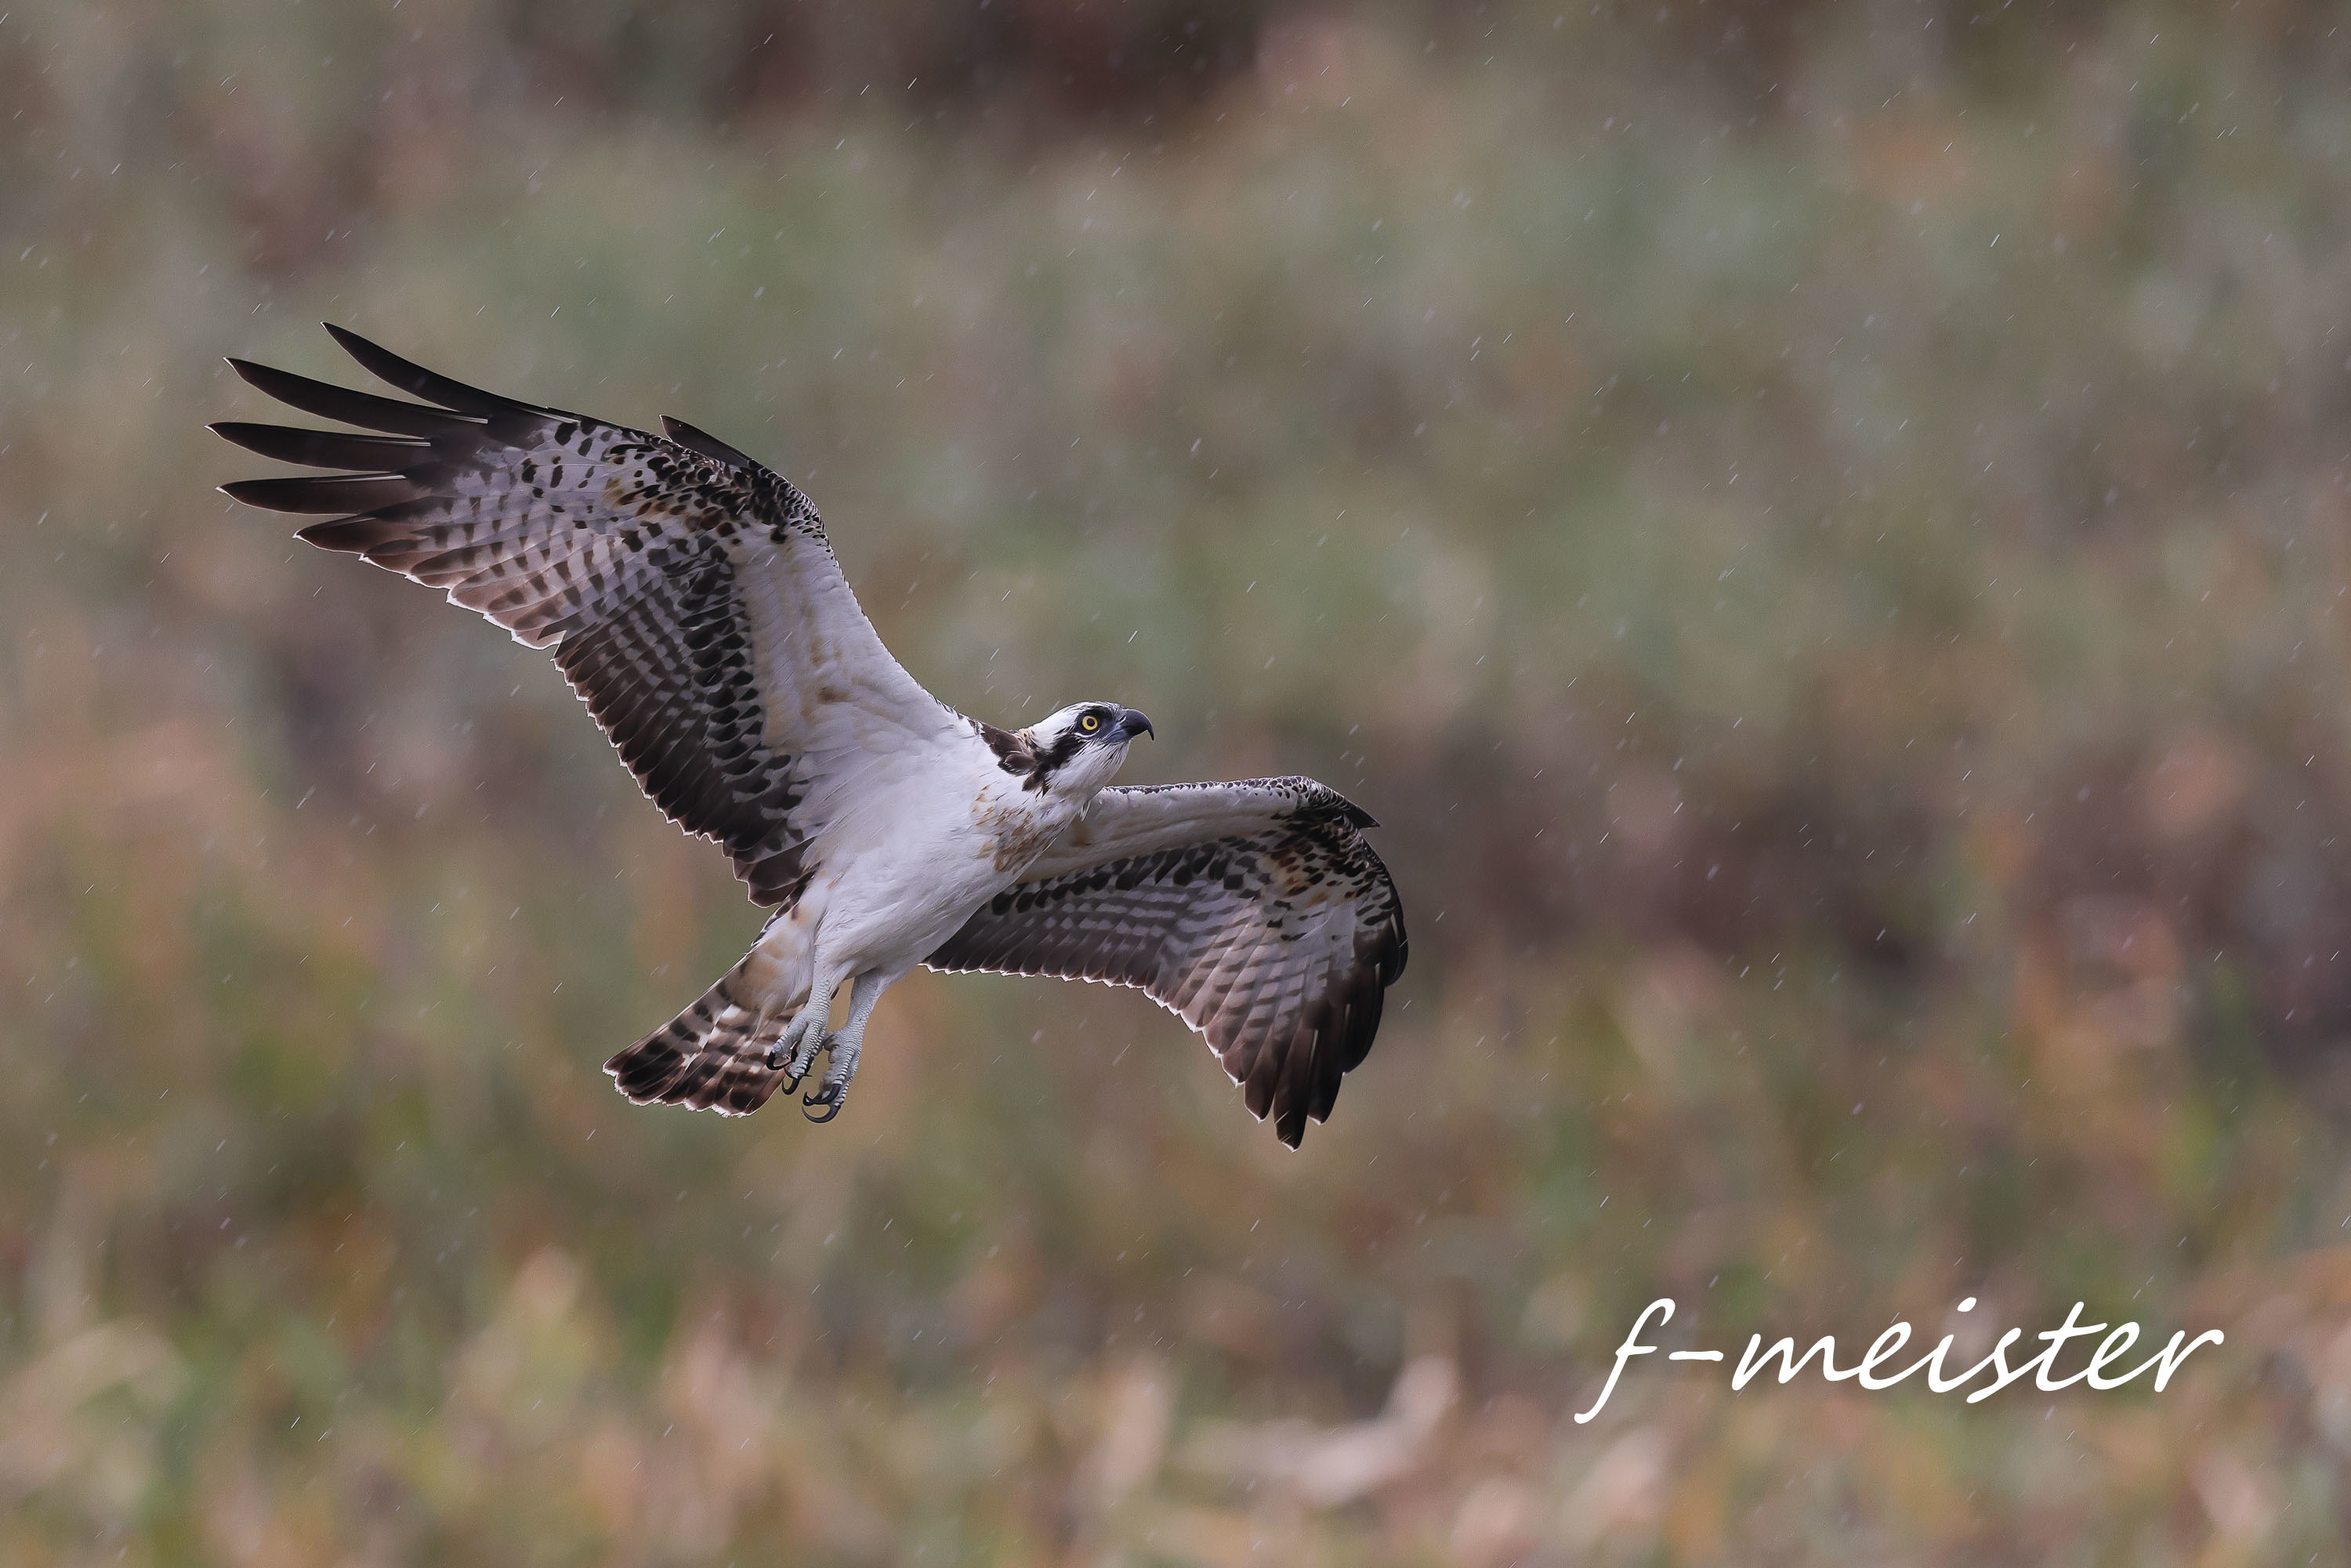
[831,856,1000,961]
[806,780,1069,976]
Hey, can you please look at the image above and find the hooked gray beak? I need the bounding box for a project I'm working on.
[1116,707,1154,741]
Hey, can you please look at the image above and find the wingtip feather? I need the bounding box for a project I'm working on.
[212,420,430,469]
[661,415,758,469]
[325,324,512,416]
[223,474,418,516]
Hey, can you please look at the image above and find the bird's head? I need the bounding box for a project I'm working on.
[1022,701,1154,798]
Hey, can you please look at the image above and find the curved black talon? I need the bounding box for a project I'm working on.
[770,1030,832,1095]
[801,1087,845,1124]
[766,1048,807,1095]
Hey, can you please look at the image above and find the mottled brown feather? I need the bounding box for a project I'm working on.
[926,780,1406,1148]
[215,324,945,911]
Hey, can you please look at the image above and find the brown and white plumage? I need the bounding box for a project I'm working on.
[217,326,956,907]
[928,780,1406,1146]
[215,326,1406,1146]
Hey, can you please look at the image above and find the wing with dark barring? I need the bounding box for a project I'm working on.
[926,777,1407,1146]
[214,325,957,905]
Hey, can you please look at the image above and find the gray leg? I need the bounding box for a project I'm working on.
[766,973,839,1088]
[802,970,889,1124]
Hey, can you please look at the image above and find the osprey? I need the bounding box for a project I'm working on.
[214,327,1406,1146]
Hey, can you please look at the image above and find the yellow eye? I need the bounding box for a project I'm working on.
[1078,712,1102,733]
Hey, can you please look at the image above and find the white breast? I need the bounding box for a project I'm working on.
[804,741,1072,976]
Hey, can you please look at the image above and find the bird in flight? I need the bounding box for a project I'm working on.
[214,326,1406,1146]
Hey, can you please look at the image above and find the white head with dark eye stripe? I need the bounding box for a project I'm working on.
[1022,702,1154,797]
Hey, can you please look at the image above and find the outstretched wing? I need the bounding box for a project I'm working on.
[215,325,962,904]
[925,778,1407,1146]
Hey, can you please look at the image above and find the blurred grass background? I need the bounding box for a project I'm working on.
[9,0,2351,1559]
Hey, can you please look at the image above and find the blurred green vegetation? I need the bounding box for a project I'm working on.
[9,0,2351,1560]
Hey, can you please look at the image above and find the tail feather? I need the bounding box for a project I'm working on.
[606,958,793,1116]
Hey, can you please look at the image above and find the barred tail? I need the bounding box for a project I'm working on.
[605,954,798,1116]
